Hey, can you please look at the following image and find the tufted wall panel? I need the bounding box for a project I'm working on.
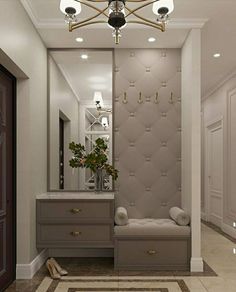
[114,49,181,219]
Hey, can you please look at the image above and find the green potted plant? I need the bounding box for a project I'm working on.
[69,138,118,192]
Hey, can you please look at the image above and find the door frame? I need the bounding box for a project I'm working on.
[59,117,64,190]
[204,116,223,225]
[0,64,17,288]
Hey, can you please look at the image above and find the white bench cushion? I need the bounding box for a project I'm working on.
[114,218,190,236]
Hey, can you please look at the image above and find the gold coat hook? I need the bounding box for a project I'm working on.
[154,92,159,104]
[138,92,143,104]
[122,92,128,104]
[169,92,174,104]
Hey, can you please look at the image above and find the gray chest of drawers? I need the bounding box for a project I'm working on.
[36,193,114,249]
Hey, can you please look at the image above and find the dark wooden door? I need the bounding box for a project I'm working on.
[59,118,64,189]
[0,65,16,292]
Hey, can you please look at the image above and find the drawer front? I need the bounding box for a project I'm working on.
[38,224,112,243]
[38,201,112,220]
[116,239,189,267]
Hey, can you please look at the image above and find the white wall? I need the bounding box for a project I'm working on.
[0,0,47,269]
[202,73,236,238]
[181,29,203,272]
[49,56,80,190]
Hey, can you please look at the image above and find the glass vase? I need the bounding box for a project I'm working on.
[94,168,103,193]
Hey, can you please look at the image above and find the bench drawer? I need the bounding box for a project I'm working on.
[115,238,190,270]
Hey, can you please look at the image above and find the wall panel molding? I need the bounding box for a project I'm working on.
[226,87,236,219]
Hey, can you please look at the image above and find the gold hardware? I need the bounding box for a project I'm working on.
[125,5,165,32]
[122,92,128,104]
[147,250,157,255]
[70,231,82,237]
[70,208,82,214]
[138,92,143,104]
[169,92,174,104]
[154,92,159,104]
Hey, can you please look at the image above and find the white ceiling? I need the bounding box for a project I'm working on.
[21,0,236,96]
[50,50,112,102]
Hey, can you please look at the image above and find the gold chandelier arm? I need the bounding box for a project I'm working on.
[71,7,108,28]
[125,0,158,17]
[127,20,165,31]
[74,0,109,17]
[70,20,108,31]
[126,7,165,31]
[126,0,156,2]
[76,0,108,2]
[77,0,153,2]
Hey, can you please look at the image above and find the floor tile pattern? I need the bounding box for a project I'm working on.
[36,277,190,292]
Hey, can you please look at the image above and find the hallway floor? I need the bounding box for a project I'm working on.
[5,223,236,291]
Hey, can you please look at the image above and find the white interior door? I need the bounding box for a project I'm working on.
[206,120,223,228]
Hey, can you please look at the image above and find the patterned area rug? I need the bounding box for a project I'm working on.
[36,277,190,292]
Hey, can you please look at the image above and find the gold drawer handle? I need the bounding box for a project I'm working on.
[70,208,82,214]
[147,250,157,255]
[70,231,82,237]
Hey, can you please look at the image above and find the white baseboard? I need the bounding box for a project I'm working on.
[190,257,204,272]
[222,222,236,239]
[16,249,48,279]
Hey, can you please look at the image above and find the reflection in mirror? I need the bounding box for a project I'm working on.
[48,49,113,191]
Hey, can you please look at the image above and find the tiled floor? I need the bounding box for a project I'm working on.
[196,223,236,292]
[177,223,236,292]
[5,223,236,292]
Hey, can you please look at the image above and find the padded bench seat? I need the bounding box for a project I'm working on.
[114,218,191,271]
[114,218,191,236]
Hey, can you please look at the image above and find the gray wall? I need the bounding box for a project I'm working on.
[202,74,236,237]
[0,0,47,264]
[114,49,181,218]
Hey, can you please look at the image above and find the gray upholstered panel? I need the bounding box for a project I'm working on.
[114,49,181,218]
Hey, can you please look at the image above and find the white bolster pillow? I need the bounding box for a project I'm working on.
[169,207,190,226]
[115,207,128,226]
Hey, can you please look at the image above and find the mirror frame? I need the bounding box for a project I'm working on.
[47,48,115,192]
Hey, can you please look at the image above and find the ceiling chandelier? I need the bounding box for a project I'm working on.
[60,0,174,44]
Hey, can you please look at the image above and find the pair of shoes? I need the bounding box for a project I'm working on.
[46,258,68,279]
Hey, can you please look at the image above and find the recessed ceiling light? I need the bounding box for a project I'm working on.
[76,37,84,43]
[81,54,88,60]
[213,53,221,58]
[148,37,156,43]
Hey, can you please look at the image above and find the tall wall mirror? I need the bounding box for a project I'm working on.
[48,49,113,191]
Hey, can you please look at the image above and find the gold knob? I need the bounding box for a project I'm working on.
[147,250,157,255]
[70,231,82,237]
[70,208,82,214]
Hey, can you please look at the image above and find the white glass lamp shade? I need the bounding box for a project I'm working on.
[152,0,174,15]
[60,0,81,15]
[93,92,104,108]
[101,116,109,128]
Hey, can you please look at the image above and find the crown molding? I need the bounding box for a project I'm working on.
[20,0,40,28]
[168,18,208,29]
[57,64,81,102]
[20,0,208,30]
[20,0,65,28]
[202,68,236,101]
